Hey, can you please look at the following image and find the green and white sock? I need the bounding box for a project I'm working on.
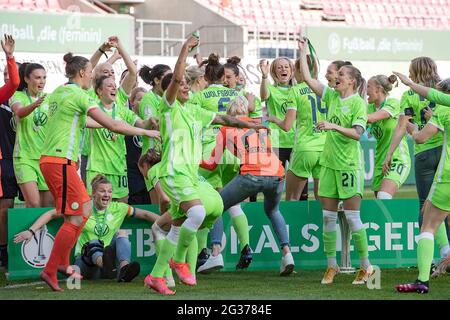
[417,232,434,282]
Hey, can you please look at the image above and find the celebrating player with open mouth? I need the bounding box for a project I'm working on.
[38,52,159,292]
[298,37,373,285]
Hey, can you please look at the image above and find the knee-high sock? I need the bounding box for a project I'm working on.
[61,216,89,268]
[154,238,174,279]
[435,222,450,258]
[173,226,197,264]
[323,210,337,268]
[417,232,434,282]
[186,234,198,274]
[43,221,79,282]
[197,228,209,253]
[230,214,249,252]
[323,231,337,259]
[352,229,370,269]
[150,238,177,278]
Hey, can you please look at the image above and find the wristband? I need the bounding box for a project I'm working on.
[262,75,268,79]
[28,229,36,237]
[98,48,108,59]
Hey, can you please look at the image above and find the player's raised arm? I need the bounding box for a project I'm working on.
[393,71,430,99]
[88,107,160,140]
[298,38,325,98]
[110,36,137,95]
[166,35,199,106]
[259,59,270,100]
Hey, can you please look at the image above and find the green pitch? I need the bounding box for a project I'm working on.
[0,269,448,300]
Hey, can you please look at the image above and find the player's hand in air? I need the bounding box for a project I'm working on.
[297,37,308,52]
[259,59,270,78]
[185,35,199,51]
[1,34,15,58]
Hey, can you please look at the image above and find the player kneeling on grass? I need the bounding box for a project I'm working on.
[14,174,160,283]
[298,38,373,285]
[200,96,295,276]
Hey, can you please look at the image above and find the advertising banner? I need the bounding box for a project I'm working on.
[7,200,436,281]
[305,26,450,61]
[0,10,134,54]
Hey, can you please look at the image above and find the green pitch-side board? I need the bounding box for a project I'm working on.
[7,199,439,281]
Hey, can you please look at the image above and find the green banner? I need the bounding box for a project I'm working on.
[0,10,134,54]
[7,200,436,281]
[305,26,450,61]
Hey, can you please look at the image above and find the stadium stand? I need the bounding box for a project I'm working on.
[0,0,112,13]
[196,0,450,29]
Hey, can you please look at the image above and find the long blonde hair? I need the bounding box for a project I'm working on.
[270,57,295,86]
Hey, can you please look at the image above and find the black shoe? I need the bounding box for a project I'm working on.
[0,246,7,269]
[117,262,141,282]
[102,245,117,279]
[236,244,252,270]
[196,248,210,271]
[430,262,437,275]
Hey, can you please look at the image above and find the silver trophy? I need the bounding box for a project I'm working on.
[33,225,48,264]
[337,201,355,274]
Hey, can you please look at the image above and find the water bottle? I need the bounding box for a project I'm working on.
[189,31,200,53]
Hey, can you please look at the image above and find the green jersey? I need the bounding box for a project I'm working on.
[9,90,49,160]
[192,85,239,145]
[138,90,161,154]
[264,84,296,148]
[427,88,450,107]
[400,89,443,155]
[159,93,216,179]
[320,87,367,170]
[75,201,135,256]
[368,98,410,169]
[87,102,138,175]
[81,87,129,157]
[291,82,327,153]
[42,84,98,161]
[428,108,450,183]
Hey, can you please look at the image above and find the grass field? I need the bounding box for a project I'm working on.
[3,185,447,301]
[0,268,448,300]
